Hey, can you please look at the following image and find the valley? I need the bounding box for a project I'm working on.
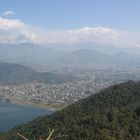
[0,63,140,110]
[0,1,140,139]
[1,81,140,140]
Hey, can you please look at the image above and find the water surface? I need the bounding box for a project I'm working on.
[0,102,53,132]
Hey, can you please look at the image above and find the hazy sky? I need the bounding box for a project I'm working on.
[0,0,140,48]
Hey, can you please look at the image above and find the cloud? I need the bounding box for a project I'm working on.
[2,10,15,17]
[0,16,140,48]
[0,17,37,44]
[36,27,140,48]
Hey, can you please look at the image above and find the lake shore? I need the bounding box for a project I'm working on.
[0,101,53,132]
[10,97,63,111]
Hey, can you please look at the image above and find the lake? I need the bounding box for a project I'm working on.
[0,102,53,132]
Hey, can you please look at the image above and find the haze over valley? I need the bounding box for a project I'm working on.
[0,0,140,139]
[0,45,140,109]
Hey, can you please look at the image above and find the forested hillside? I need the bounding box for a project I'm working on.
[1,81,140,140]
[0,63,73,85]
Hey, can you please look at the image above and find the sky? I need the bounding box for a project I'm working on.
[0,0,140,48]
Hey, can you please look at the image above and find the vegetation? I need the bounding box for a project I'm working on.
[0,81,140,140]
[0,63,74,85]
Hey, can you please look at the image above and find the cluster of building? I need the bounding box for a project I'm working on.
[0,67,140,108]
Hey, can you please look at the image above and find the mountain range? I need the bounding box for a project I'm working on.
[0,43,140,67]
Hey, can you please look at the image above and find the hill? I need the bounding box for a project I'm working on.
[61,49,140,66]
[0,63,73,85]
[0,43,64,64]
[0,43,140,67]
[61,49,112,65]
[1,81,140,140]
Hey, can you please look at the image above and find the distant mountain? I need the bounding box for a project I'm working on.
[0,63,73,85]
[1,81,140,140]
[61,49,113,65]
[0,43,64,64]
[46,42,140,55]
[0,43,140,67]
[112,51,140,66]
[60,49,140,67]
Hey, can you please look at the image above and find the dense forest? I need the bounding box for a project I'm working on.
[0,81,140,140]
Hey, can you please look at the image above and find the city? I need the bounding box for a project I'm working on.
[0,66,140,110]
